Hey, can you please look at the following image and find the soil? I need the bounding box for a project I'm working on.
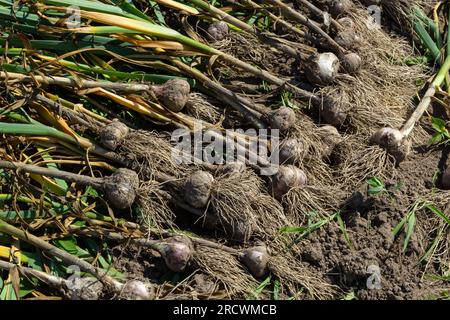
[297,143,449,300]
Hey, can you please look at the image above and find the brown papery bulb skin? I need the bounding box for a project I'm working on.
[271,165,308,200]
[318,125,341,139]
[304,52,340,87]
[329,140,350,166]
[226,219,253,243]
[220,161,246,176]
[103,168,139,209]
[329,0,353,17]
[184,171,214,208]
[322,96,348,127]
[335,29,362,49]
[341,53,362,74]
[99,121,129,151]
[268,107,296,133]
[370,128,403,149]
[152,79,190,112]
[442,168,450,189]
[370,128,411,162]
[334,17,361,50]
[337,17,355,29]
[121,280,152,300]
[207,21,229,41]
[318,125,343,159]
[279,138,306,165]
[160,236,193,273]
[240,245,270,278]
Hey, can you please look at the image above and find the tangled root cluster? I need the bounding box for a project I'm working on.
[191,246,258,297]
[136,181,175,230]
[185,93,223,124]
[120,130,194,179]
[212,31,296,77]
[268,250,337,299]
[209,168,288,242]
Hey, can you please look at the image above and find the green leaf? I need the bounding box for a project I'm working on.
[403,212,416,251]
[248,275,271,300]
[73,220,87,227]
[53,236,91,259]
[425,203,450,225]
[40,0,147,21]
[53,237,78,255]
[367,177,386,195]
[19,278,38,298]
[280,217,330,236]
[0,281,18,300]
[37,148,68,191]
[419,226,444,263]
[281,213,337,246]
[279,226,308,234]
[368,185,385,194]
[366,177,381,187]
[431,117,447,132]
[101,266,124,279]
[272,279,280,300]
[342,291,357,300]
[336,212,354,250]
[48,260,67,278]
[83,185,99,198]
[393,215,408,237]
[246,14,259,26]
[82,238,123,279]
[0,123,76,146]
[149,0,166,25]
[22,250,43,271]
[0,210,41,221]
[413,19,441,61]
[428,117,450,145]
[110,0,153,22]
[102,242,114,265]
[429,133,444,145]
